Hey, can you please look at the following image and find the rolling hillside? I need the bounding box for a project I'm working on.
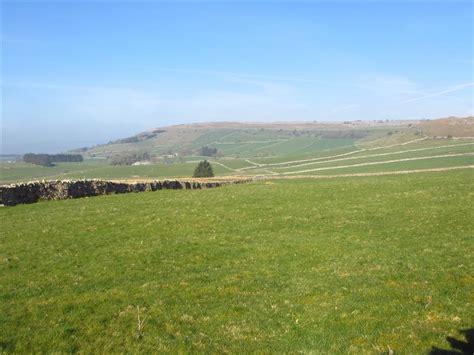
[78,120,413,159]
[77,117,472,159]
[420,116,474,138]
[1,117,473,185]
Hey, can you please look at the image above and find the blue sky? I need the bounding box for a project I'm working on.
[1,1,473,153]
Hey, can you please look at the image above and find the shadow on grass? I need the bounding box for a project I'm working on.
[429,328,474,355]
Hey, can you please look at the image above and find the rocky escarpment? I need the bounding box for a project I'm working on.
[0,178,251,206]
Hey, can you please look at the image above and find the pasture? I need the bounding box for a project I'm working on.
[0,160,232,185]
[1,136,473,185]
[1,170,472,353]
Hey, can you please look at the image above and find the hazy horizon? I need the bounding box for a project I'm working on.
[2,1,473,154]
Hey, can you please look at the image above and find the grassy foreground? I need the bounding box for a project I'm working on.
[1,171,473,353]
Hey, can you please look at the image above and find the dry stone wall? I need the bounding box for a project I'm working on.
[0,179,251,206]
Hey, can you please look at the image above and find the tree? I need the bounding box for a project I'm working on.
[193,160,214,178]
[200,146,218,157]
[23,153,83,166]
[23,153,53,167]
[109,152,150,166]
[50,154,83,162]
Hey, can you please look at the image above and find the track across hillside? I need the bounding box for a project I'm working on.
[256,165,474,179]
[227,139,474,177]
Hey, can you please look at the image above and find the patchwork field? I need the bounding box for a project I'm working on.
[0,160,233,185]
[1,170,473,353]
[2,118,473,185]
[2,136,473,185]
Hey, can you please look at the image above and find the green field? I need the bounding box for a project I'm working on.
[1,170,473,353]
[2,136,474,185]
[2,119,473,185]
[77,122,391,159]
[0,160,233,185]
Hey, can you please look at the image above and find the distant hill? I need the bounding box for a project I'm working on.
[420,116,474,138]
[3,116,473,185]
[76,117,472,160]
[78,119,416,159]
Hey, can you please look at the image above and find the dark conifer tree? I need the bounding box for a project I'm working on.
[193,160,214,178]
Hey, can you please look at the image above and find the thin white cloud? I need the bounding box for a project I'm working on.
[3,78,311,126]
[135,65,349,88]
[401,82,474,104]
[331,104,359,114]
[353,74,422,97]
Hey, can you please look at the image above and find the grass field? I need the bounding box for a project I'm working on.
[2,137,474,185]
[79,121,397,160]
[1,170,473,353]
[0,160,233,185]
[2,118,472,185]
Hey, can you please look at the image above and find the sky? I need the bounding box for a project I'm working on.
[1,1,473,154]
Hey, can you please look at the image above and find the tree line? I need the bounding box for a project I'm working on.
[109,152,150,166]
[23,153,84,167]
[200,146,218,157]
